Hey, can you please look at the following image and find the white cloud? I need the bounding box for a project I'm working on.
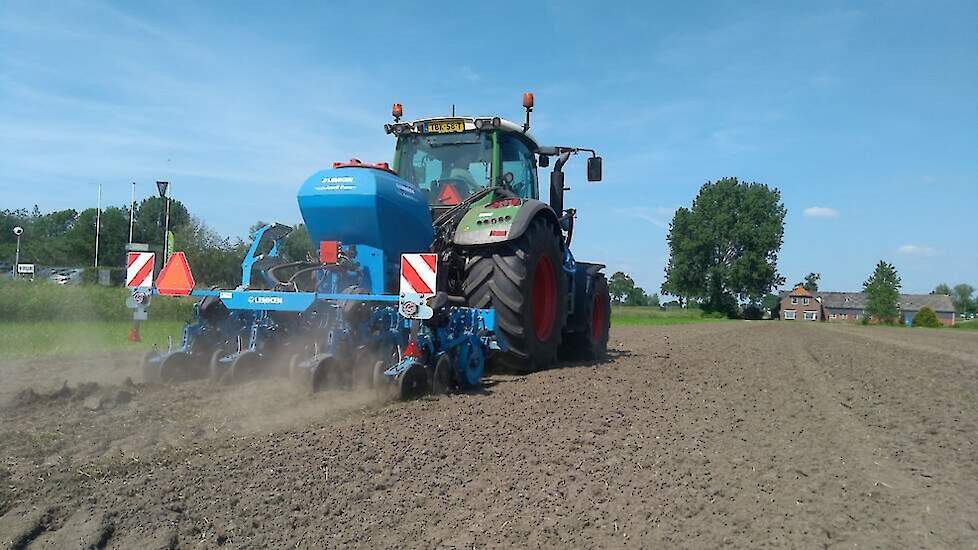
[616,206,677,228]
[897,244,939,257]
[803,206,840,219]
[460,66,480,82]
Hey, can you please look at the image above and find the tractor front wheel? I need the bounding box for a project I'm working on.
[463,217,567,373]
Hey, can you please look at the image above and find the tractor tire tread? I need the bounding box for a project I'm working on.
[462,217,566,374]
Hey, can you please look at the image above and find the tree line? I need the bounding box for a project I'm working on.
[0,201,313,287]
[608,272,660,307]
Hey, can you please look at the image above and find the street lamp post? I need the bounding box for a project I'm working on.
[128,181,136,244]
[94,183,102,268]
[12,226,23,277]
[156,181,170,259]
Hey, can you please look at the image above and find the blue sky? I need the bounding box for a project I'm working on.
[1,1,975,294]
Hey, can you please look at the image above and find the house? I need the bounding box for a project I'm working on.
[778,287,956,326]
[818,292,955,326]
[779,286,822,321]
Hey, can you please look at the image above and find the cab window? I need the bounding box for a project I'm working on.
[396,132,492,206]
[499,134,538,199]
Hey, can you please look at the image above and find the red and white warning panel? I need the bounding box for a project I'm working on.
[126,252,155,288]
[400,253,437,297]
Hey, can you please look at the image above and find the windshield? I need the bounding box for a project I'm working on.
[396,132,492,206]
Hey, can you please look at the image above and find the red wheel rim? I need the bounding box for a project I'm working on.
[531,256,557,341]
[591,293,606,341]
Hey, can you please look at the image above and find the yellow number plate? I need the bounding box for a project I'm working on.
[425,119,466,134]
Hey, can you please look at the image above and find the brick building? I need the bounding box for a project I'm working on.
[779,286,822,321]
[778,286,956,326]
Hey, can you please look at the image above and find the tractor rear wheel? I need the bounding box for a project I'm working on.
[462,217,566,373]
[562,275,611,360]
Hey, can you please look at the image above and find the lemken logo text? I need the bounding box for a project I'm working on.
[248,296,284,305]
[316,176,355,192]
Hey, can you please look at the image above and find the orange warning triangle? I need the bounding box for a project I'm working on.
[156,252,195,296]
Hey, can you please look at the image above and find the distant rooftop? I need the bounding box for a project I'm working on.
[780,290,954,313]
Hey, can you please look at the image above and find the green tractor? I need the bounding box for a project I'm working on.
[385,93,610,373]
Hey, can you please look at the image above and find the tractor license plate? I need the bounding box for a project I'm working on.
[425,119,465,134]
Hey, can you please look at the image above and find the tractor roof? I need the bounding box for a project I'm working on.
[406,116,540,150]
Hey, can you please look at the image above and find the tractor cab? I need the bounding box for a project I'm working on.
[385,95,602,225]
[389,116,541,211]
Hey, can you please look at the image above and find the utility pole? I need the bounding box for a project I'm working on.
[128,181,136,243]
[94,183,102,268]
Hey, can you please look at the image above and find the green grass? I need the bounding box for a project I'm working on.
[954,319,978,330]
[611,306,730,326]
[0,279,193,322]
[0,306,729,359]
[0,320,186,359]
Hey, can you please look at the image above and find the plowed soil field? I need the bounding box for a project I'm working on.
[2,322,976,548]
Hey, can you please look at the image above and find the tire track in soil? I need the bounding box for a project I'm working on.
[793,334,934,547]
[818,323,978,367]
[800,324,978,547]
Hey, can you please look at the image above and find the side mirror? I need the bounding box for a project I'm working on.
[587,156,602,182]
[538,154,549,168]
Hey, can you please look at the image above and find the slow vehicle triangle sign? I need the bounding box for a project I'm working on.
[156,252,195,296]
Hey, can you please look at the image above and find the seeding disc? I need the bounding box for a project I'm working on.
[158,352,191,383]
[304,363,322,394]
[287,353,303,384]
[228,351,261,384]
[398,362,429,401]
[353,346,376,389]
[432,353,453,395]
[458,348,485,389]
[208,349,226,384]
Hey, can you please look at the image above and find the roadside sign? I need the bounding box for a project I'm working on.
[126,252,155,288]
[156,252,194,296]
[16,263,34,275]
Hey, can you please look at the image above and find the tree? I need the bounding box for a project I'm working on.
[280,224,315,262]
[608,271,653,306]
[932,283,952,296]
[912,306,941,328]
[625,285,649,307]
[174,217,247,287]
[761,292,781,318]
[609,271,635,304]
[662,177,786,316]
[951,283,975,313]
[801,272,820,292]
[647,293,660,308]
[863,260,901,324]
[132,197,190,248]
